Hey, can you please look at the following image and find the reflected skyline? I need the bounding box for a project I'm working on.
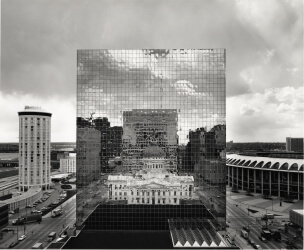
[76,49,226,247]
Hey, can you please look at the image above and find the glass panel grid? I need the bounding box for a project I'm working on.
[76,49,226,231]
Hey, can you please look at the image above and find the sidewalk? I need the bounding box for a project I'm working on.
[227,187,303,219]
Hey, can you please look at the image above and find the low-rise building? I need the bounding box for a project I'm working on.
[227,154,304,199]
[0,187,42,211]
[60,153,76,174]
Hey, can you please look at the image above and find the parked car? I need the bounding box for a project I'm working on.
[9,211,15,214]
[37,200,42,203]
[2,228,14,232]
[31,210,42,214]
[18,235,26,241]
[254,244,262,249]
[283,199,295,203]
[263,194,272,200]
[259,236,267,243]
[226,237,236,246]
[248,238,255,246]
[41,198,47,201]
[26,205,33,208]
[9,241,19,248]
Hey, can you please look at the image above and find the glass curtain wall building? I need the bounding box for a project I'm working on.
[76,49,226,248]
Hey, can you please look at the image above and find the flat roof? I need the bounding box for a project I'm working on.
[51,173,70,179]
[292,209,304,215]
[0,187,41,204]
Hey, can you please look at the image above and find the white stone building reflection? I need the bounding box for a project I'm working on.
[107,145,196,204]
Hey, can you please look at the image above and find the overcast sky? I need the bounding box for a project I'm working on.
[1,0,303,142]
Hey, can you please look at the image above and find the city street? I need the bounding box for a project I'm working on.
[0,180,76,249]
[227,194,286,249]
[1,195,75,249]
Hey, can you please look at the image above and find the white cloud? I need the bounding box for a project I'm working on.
[264,86,304,104]
[227,87,304,142]
[258,49,275,64]
[277,102,304,113]
[240,104,261,116]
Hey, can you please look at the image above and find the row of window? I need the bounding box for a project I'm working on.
[113,191,189,197]
[20,172,49,176]
[112,197,179,204]
[22,117,47,121]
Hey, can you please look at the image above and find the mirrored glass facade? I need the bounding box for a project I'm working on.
[76,49,226,245]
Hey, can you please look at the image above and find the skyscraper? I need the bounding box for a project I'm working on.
[18,106,52,191]
[70,49,226,249]
[122,109,178,170]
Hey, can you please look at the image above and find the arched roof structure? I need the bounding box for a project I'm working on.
[226,154,304,172]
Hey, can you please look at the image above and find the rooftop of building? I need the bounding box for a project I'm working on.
[227,153,304,171]
[108,170,194,187]
[50,173,70,179]
[124,109,177,113]
[18,106,52,116]
[0,187,41,205]
[291,209,304,215]
[63,230,174,249]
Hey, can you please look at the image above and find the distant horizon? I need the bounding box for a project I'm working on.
[0,141,291,144]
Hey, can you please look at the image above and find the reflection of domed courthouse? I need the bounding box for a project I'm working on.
[107,145,195,205]
[142,145,171,169]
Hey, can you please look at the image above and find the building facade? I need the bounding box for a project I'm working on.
[75,49,226,248]
[76,128,101,188]
[227,154,304,200]
[18,106,52,191]
[286,137,304,152]
[107,145,195,205]
[60,153,76,174]
[122,109,178,170]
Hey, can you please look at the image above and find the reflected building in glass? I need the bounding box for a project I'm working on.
[72,49,227,249]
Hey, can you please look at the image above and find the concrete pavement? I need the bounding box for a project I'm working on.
[227,187,303,219]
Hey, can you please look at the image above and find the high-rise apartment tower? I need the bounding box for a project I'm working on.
[18,106,52,191]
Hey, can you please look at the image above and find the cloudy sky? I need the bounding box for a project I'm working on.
[1,0,303,142]
[77,49,225,144]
